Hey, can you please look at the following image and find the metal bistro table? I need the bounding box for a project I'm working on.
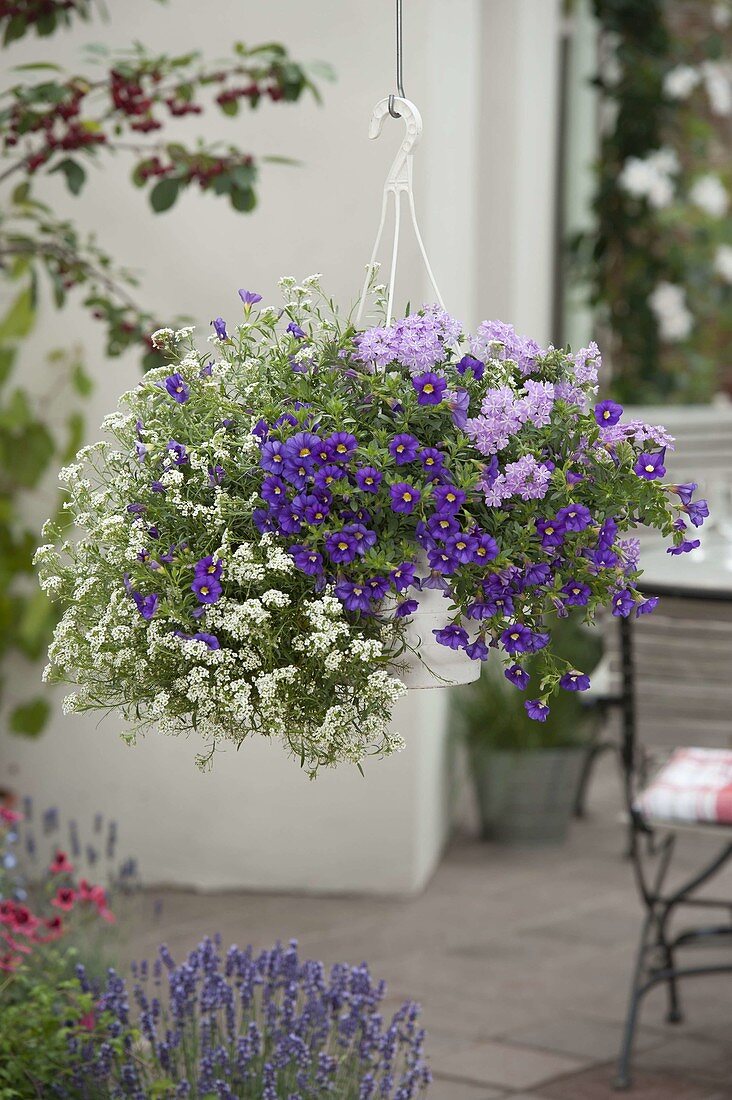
[612,526,732,1089]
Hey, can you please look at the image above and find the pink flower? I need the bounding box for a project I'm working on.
[49,849,74,875]
[51,887,76,912]
[0,806,22,825]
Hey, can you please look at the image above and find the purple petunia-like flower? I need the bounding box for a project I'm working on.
[261,475,288,506]
[286,321,306,339]
[418,447,445,475]
[389,433,420,465]
[290,545,324,575]
[164,373,190,404]
[611,589,635,617]
[670,482,697,505]
[211,317,228,340]
[194,555,223,581]
[560,670,591,691]
[174,630,220,650]
[260,440,286,473]
[325,530,359,564]
[208,464,225,486]
[637,596,659,617]
[433,624,469,650]
[683,499,709,527]
[466,638,489,661]
[390,482,421,514]
[166,439,188,466]
[191,575,222,605]
[501,624,534,654]
[391,561,418,592]
[287,431,321,468]
[505,664,530,689]
[238,289,263,307]
[562,579,591,607]
[667,539,701,555]
[355,466,382,493]
[395,598,419,618]
[325,431,358,461]
[132,591,159,621]
[634,449,666,480]
[456,354,485,380]
[413,372,447,405]
[556,503,592,532]
[428,546,458,574]
[473,533,499,564]
[334,579,372,613]
[433,484,466,514]
[594,400,623,427]
[525,699,550,722]
[536,517,565,549]
[446,532,477,564]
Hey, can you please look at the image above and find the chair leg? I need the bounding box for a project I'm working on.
[614,914,651,1091]
[573,738,614,819]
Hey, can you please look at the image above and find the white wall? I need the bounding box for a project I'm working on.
[1,0,563,894]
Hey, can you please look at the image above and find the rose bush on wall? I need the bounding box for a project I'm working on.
[576,0,732,402]
[36,280,704,774]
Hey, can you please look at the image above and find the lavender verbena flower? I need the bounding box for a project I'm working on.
[502,455,551,501]
[355,306,461,372]
[517,380,554,428]
[470,320,541,376]
[573,342,601,386]
[465,385,523,455]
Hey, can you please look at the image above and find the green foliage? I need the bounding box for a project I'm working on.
[573,0,732,403]
[0,974,105,1099]
[452,617,602,752]
[0,1,329,738]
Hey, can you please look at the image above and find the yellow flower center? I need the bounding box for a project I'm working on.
[200,585,209,596]
[299,447,311,457]
[546,526,554,535]
[645,464,654,473]
[337,444,347,453]
[603,410,610,419]
[510,632,520,640]
[424,384,434,394]
[403,492,413,502]
[338,541,348,551]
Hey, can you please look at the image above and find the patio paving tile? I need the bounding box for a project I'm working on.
[634,1036,732,1082]
[538,1063,732,1099]
[499,1016,663,1062]
[430,1039,589,1090]
[426,1082,505,1100]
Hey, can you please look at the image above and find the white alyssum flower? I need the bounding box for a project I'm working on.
[714,245,732,284]
[663,65,700,100]
[649,282,693,342]
[618,149,679,209]
[701,61,732,116]
[689,174,729,218]
[712,3,732,31]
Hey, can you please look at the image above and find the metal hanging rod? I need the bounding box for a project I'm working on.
[388,0,405,119]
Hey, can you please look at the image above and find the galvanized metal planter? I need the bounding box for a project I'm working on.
[468,745,586,846]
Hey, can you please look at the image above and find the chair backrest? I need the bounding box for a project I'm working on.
[602,600,732,751]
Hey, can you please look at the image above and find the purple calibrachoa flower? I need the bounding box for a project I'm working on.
[334,580,372,613]
[325,432,358,460]
[314,464,345,490]
[395,598,419,618]
[560,670,591,691]
[325,530,359,564]
[447,388,470,430]
[355,466,382,493]
[238,289,263,307]
[208,464,225,486]
[286,320,306,339]
[505,664,530,689]
[427,513,459,539]
[194,555,223,581]
[389,433,420,465]
[211,317,228,340]
[669,482,697,505]
[556,503,591,532]
[667,539,701,555]
[418,447,445,474]
[433,484,466,514]
[390,482,421,514]
[166,440,188,466]
[428,546,457,574]
[524,562,552,586]
[466,638,489,661]
[446,532,478,564]
[594,400,623,427]
[433,624,469,649]
[634,449,666,480]
[290,545,324,575]
[260,439,287,473]
[413,372,447,405]
[536,517,565,549]
[390,562,417,591]
[287,431,322,467]
[131,592,159,620]
[683,499,709,527]
[525,699,550,722]
[501,624,534,654]
[636,596,659,617]
[561,579,591,607]
[342,522,377,553]
[191,575,222,604]
[456,354,485,380]
[174,631,220,650]
[261,475,288,506]
[611,588,635,617]
[164,373,190,404]
[473,533,499,564]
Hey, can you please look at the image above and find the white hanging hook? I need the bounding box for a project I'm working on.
[356,96,445,327]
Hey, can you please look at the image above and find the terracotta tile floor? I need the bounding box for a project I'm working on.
[126,755,732,1099]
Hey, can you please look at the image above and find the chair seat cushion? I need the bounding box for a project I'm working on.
[636,747,732,827]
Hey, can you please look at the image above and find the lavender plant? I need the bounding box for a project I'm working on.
[35,278,704,773]
[72,936,431,1099]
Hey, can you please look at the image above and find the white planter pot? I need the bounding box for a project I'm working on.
[391,569,481,690]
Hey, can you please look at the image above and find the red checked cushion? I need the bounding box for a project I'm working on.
[636,747,732,827]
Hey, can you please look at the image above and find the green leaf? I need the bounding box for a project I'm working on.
[71,363,93,397]
[11,62,64,72]
[3,16,26,46]
[219,98,239,117]
[0,346,16,387]
[230,186,256,213]
[150,177,182,213]
[0,286,35,341]
[49,157,86,196]
[9,698,50,737]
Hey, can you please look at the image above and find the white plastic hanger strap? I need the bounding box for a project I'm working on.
[356,96,445,326]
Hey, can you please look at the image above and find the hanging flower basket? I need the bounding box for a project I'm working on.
[35,278,705,774]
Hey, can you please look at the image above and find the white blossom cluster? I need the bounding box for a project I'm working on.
[36,311,408,776]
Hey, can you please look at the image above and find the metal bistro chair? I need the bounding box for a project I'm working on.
[612,612,732,1090]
